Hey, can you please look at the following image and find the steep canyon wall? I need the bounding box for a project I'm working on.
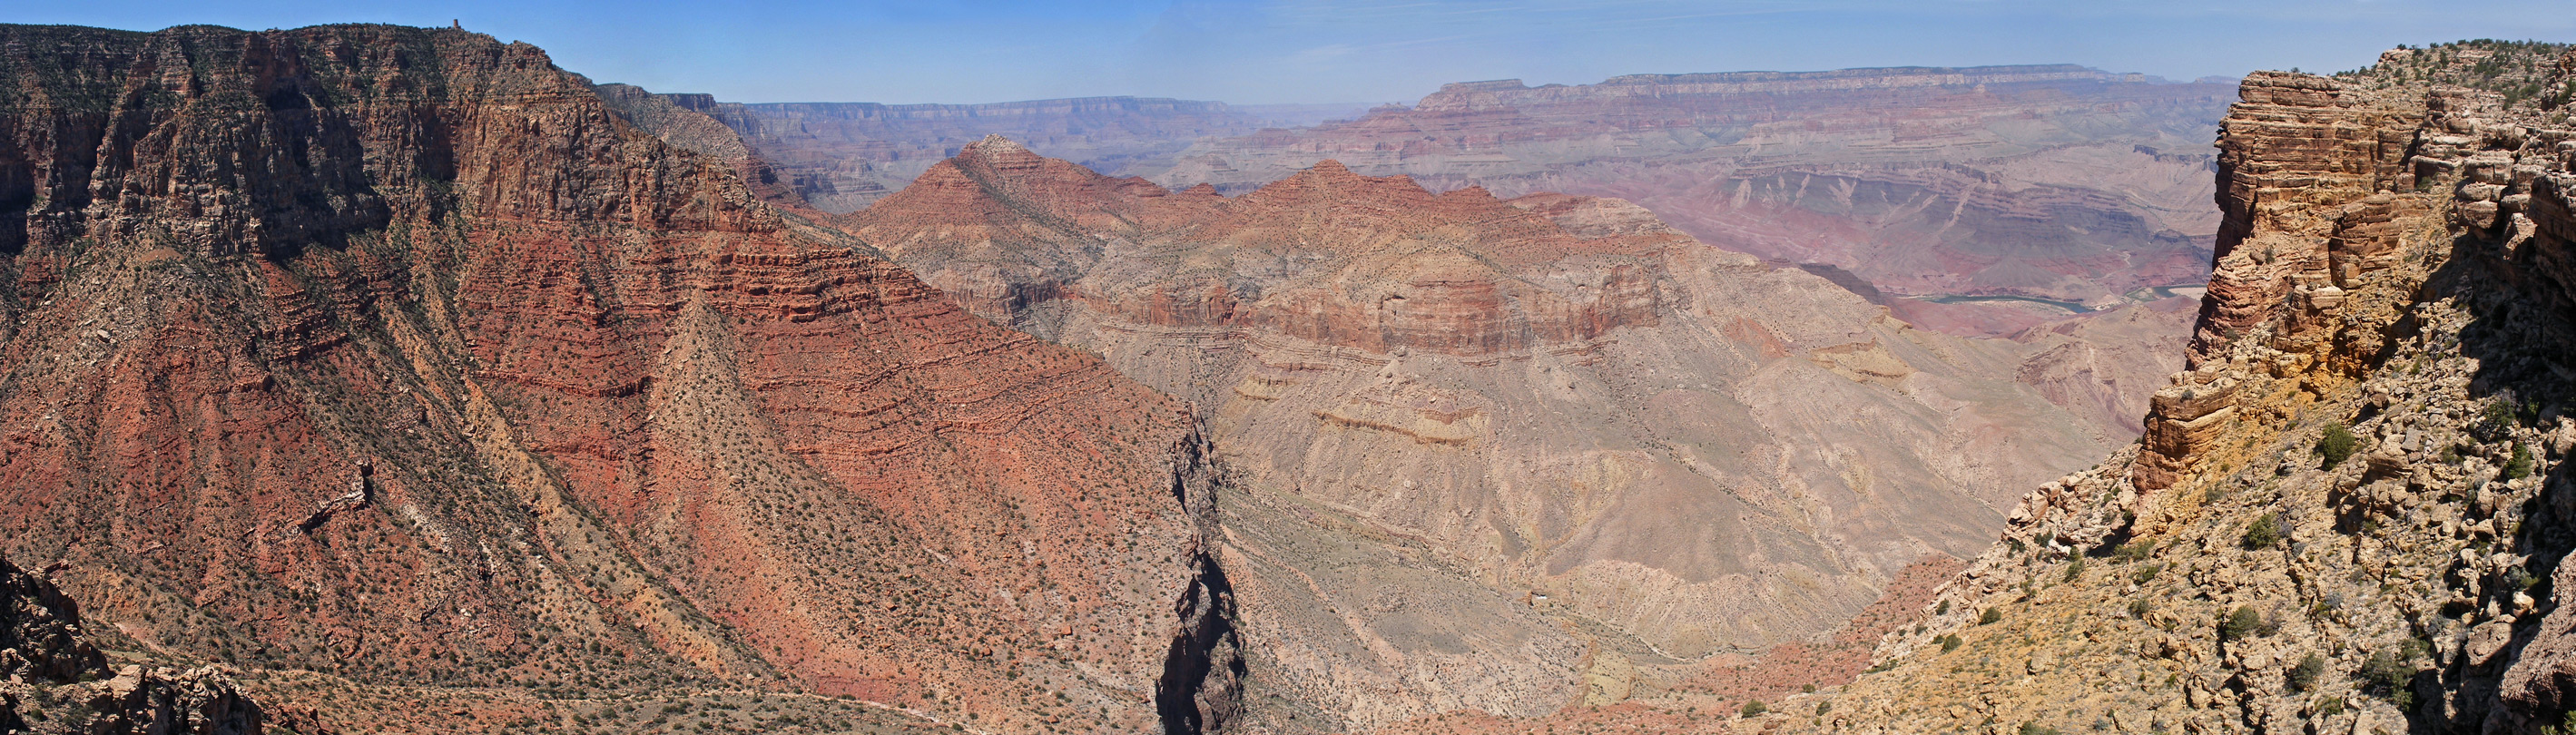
[0,23,1230,734]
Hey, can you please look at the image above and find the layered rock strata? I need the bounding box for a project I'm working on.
[841,135,2187,732]
[0,23,1224,733]
[1759,41,2576,734]
[1138,65,2238,308]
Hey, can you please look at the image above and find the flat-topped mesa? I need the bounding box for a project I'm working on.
[844,141,1674,357]
[1417,64,2124,110]
[747,95,1241,123]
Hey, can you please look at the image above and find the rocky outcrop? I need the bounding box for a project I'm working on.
[0,556,106,685]
[1157,432,1248,735]
[1755,41,2576,734]
[592,83,809,208]
[0,554,276,735]
[0,22,1218,733]
[844,136,2183,732]
[1137,65,2238,309]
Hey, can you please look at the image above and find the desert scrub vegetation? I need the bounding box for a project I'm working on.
[2218,605,2268,642]
[2241,512,2284,549]
[2288,652,2327,692]
[2335,40,2576,118]
[2360,639,2431,710]
[2315,423,2357,470]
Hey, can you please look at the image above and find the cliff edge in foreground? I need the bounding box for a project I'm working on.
[1787,40,2576,735]
[0,552,290,735]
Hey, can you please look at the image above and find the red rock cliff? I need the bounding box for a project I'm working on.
[0,23,1219,733]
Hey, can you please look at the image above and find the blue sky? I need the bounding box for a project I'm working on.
[11,1,2572,104]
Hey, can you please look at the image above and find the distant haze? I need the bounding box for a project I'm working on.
[15,0,2574,104]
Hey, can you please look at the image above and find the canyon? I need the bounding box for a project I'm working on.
[19,15,2541,735]
[0,22,2212,732]
[0,23,1230,734]
[824,131,2187,731]
[1133,66,2238,313]
[689,95,1365,213]
[705,65,2235,331]
[583,60,2239,732]
[1360,40,2576,735]
[1787,40,2576,735]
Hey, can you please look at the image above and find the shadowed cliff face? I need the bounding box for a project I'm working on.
[832,134,2191,732]
[1135,65,2237,310]
[0,23,1228,734]
[0,552,286,735]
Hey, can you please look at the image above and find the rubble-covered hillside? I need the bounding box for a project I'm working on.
[1784,40,2576,735]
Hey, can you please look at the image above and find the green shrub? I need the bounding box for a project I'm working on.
[1979,608,2002,625]
[2019,722,2067,735]
[1815,701,1832,716]
[2502,565,2538,592]
[2477,399,2521,441]
[1739,700,1767,718]
[2506,442,2536,480]
[2220,605,2264,642]
[2132,563,2165,585]
[2288,652,2327,691]
[2062,557,2085,583]
[2361,648,2417,709]
[2316,424,2358,469]
[2243,513,2285,549]
[1939,634,1962,653]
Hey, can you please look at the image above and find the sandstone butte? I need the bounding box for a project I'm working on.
[0,23,1246,735]
[1121,65,2239,318]
[818,129,2194,731]
[1337,40,2576,735]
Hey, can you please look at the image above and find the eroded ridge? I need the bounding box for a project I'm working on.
[1767,41,2576,735]
[0,23,1228,734]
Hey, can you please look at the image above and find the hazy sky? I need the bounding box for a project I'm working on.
[13,1,2574,104]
